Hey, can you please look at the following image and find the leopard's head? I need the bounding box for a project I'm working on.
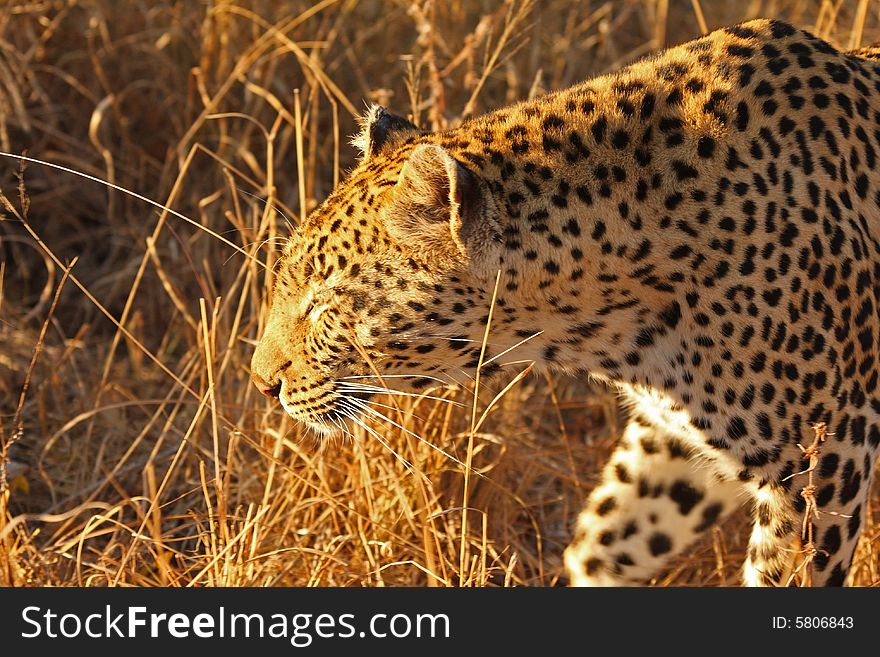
[251,107,503,433]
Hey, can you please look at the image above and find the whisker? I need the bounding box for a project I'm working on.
[335,403,416,473]
[329,415,356,443]
[481,330,544,367]
[450,367,476,384]
[340,395,429,419]
[334,383,466,408]
[0,151,264,268]
[344,366,468,385]
[412,333,509,348]
[342,374,450,385]
[341,396,470,471]
[236,187,295,232]
[317,413,334,436]
[337,380,440,393]
[497,359,535,367]
[239,237,288,249]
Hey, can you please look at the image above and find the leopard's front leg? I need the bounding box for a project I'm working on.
[565,416,745,585]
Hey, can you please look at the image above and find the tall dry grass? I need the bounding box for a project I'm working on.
[1,0,878,587]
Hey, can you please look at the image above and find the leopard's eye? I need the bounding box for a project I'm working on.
[299,290,317,320]
[304,290,333,323]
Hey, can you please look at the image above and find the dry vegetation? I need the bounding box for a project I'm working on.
[1,0,879,587]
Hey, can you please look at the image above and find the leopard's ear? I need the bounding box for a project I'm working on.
[386,144,501,272]
[352,105,421,159]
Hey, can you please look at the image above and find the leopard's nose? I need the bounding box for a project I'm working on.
[251,331,286,399]
[252,372,282,398]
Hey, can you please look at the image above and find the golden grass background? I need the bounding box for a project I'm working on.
[1,0,879,587]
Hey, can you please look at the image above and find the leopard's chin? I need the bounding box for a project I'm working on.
[305,418,347,438]
[277,396,342,437]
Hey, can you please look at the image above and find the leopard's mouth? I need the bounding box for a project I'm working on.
[277,383,376,437]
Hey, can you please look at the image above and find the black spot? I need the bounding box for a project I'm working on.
[596,497,617,516]
[640,437,659,454]
[611,129,629,149]
[648,532,672,556]
[669,480,704,515]
[762,288,782,307]
[659,301,681,329]
[756,413,773,440]
[726,416,748,440]
[735,102,749,130]
[584,557,604,575]
[641,93,656,118]
[743,449,771,467]
[697,136,716,158]
[855,174,869,199]
[727,44,753,59]
[665,192,683,210]
[672,160,699,181]
[570,321,604,338]
[779,222,799,246]
[819,453,839,478]
[820,525,842,562]
[816,484,835,507]
[826,563,846,586]
[695,502,723,531]
[591,115,607,143]
[542,114,564,130]
[847,505,862,540]
[634,325,662,347]
[838,459,862,505]
[769,20,796,38]
[615,552,635,566]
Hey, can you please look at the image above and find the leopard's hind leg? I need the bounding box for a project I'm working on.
[742,425,876,587]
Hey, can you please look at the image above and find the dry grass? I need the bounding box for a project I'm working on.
[1,0,879,587]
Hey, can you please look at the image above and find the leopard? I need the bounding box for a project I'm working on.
[251,19,880,586]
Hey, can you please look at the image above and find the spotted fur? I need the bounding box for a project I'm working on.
[252,20,880,586]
